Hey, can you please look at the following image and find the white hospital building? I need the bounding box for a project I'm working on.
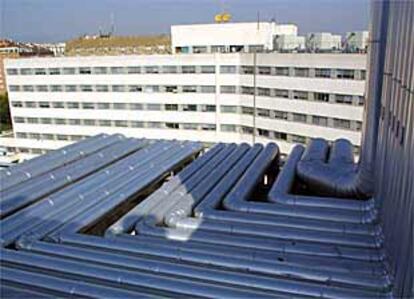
[2,22,367,155]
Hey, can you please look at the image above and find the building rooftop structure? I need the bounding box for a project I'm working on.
[0,0,412,298]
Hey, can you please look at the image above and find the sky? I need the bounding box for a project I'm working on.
[0,0,370,43]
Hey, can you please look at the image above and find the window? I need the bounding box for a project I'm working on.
[40,118,51,124]
[241,126,254,134]
[183,85,197,93]
[145,66,159,74]
[242,106,254,115]
[248,45,264,53]
[274,111,288,120]
[275,67,289,76]
[68,119,81,125]
[241,66,254,74]
[162,66,177,74]
[258,129,270,137]
[360,70,366,80]
[42,134,54,140]
[113,103,127,110]
[115,120,128,127]
[147,122,162,128]
[357,96,365,106]
[16,132,28,138]
[57,135,69,141]
[200,66,215,74]
[293,90,308,100]
[221,105,237,113]
[182,66,196,73]
[79,67,92,74]
[25,101,36,108]
[65,85,77,92]
[147,104,161,111]
[50,85,62,92]
[165,104,178,111]
[83,119,96,126]
[81,102,95,109]
[274,89,289,98]
[291,135,306,144]
[220,65,236,74]
[28,117,39,124]
[29,133,41,139]
[130,103,143,110]
[182,123,198,130]
[211,45,225,53]
[110,67,125,74]
[49,68,61,75]
[334,118,351,129]
[183,104,197,112]
[96,85,109,92]
[165,85,178,93]
[21,68,33,75]
[36,85,48,92]
[221,124,237,132]
[293,113,307,123]
[193,46,207,54]
[220,85,236,94]
[127,66,141,74]
[201,105,216,112]
[131,121,144,128]
[34,68,46,75]
[294,68,309,77]
[63,68,76,75]
[258,88,270,97]
[39,102,50,108]
[335,94,353,105]
[112,85,126,92]
[258,66,271,75]
[55,118,66,125]
[201,86,216,93]
[166,123,180,129]
[257,109,270,118]
[315,68,331,78]
[201,124,216,131]
[93,67,108,74]
[144,85,159,93]
[97,103,111,109]
[22,85,34,92]
[52,102,65,109]
[67,102,79,109]
[98,120,111,127]
[14,117,24,123]
[11,101,22,108]
[356,121,363,131]
[312,116,328,126]
[80,85,93,92]
[314,92,330,102]
[241,86,254,95]
[337,69,355,79]
[128,85,142,92]
[9,85,20,92]
[6,69,18,75]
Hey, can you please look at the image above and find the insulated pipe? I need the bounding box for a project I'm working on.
[0,141,170,247]
[105,143,226,236]
[17,142,201,245]
[46,142,202,241]
[24,240,391,296]
[1,249,279,299]
[268,145,376,212]
[0,267,154,299]
[0,138,145,218]
[0,134,121,192]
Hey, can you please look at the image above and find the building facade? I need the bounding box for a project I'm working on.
[2,52,366,155]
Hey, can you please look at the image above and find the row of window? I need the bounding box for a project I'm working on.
[13,104,361,131]
[6,65,365,80]
[8,85,364,106]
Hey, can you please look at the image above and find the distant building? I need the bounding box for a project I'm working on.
[306,33,342,52]
[171,22,298,54]
[37,43,66,57]
[65,35,171,56]
[274,35,306,52]
[344,31,369,52]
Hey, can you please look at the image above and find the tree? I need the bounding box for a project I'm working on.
[0,93,12,133]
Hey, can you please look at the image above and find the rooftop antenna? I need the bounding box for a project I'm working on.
[257,11,260,30]
[110,13,115,35]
